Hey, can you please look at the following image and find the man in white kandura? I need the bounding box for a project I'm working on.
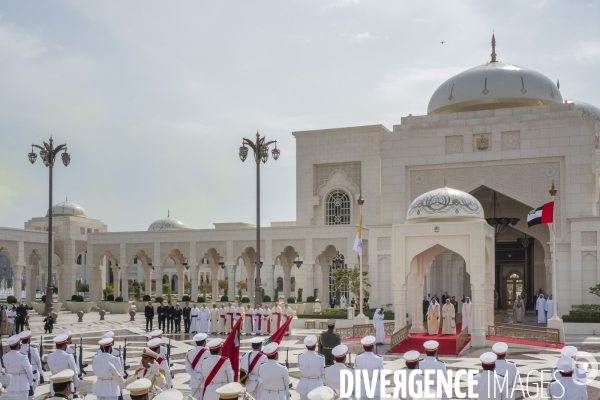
[234,302,245,328]
[545,294,554,320]
[47,334,79,396]
[18,330,42,397]
[219,304,227,335]
[92,338,123,400]
[403,350,425,400]
[471,352,513,400]
[253,304,262,335]
[199,304,211,334]
[296,335,325,400]
[461,297,473,335]
[354,336,384,400]
[282,303,293,336]
[271,302,282,331]
[4,335,33,400]
[555,345,587,383]
[257,343,290,400]
[441,299,456,335]
[199,339,234,400]
[240,336,268,399]
[427,299,440,335]
[190,304,201,334]
[373,308,385,345]
[492,342,518,390]
[210,304,220,335]
[420,340,448,400]
[340,295,347,309]
[536,294,547,324]
[185,333,209,400]
[244,305,254,336]
[548,357,588,400]
[261,305,272,335]
[324,344,353,395]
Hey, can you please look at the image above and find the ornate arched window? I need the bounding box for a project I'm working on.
[325,190,351,225]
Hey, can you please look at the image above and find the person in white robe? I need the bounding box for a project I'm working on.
[261,305,272,335]
[536,294,547,323]
[340,295,347,309]
[210,304,220,334]
[461,297,473,335]
[427,299,440,335]
[253,304,262,335]
[244,306,254,335]
[219,304,227,334]
[199,304,211,333]
[271,303,282,331]
[545,294,554,320]
[189,304,201,333]
[225,302,235,334]
[513,294,525,323]
[373,308,385,344]
[234,302,245,327]
[282,303,293,336]
[441,299,456,335]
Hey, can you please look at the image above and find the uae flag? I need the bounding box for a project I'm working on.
[527,202,554,227]
[222,318,242,381]
[262,316,293,346]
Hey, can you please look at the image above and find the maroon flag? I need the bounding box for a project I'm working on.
[222,318,242,381]
[263,315,293,346]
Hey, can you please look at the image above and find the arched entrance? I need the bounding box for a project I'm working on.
[503,270,524,309]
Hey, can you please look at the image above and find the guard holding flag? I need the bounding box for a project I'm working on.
[240,337,267,399]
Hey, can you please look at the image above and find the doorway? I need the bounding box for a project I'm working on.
[504,271,524,309]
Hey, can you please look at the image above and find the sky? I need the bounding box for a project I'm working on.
[0,0,598,232]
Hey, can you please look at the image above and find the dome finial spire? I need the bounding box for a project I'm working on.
[168,209,170,218]
[557,79,560,89]
[491,33,497,63]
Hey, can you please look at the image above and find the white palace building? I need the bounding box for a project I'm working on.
[1,37,600,345]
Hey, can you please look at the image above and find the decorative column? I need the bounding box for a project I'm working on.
[156,267,164,297]
[211,265,219,302]
[226,264,236,301]
[111,266,121,299]
[190,265,199,300]
[120,265,129,300]
[246,265,255,302]
[264,264,274,298]
[283,265,291,300]
[176,264,185,299]
[144,265,152,297]
[305,263,314,297]
[25,264,37,304]
[470,275,487,348]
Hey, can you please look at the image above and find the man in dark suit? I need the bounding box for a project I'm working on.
[16,301,28,333]
[173,303,183,333]
[144,301,154,332]
[182,302,192,333]
[166,301,174,333]
[329,296,336,309]
[157,301,166,331]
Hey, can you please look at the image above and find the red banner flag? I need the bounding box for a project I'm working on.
[263,314,293,346]
[222,318,242,381]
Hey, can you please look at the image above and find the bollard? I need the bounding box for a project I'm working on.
[129,308,136,322]
[99,309,105,320]
[77,310,84,322]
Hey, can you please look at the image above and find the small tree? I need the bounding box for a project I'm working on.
[76,281,89,293]
[134,285,142,301]
[105,285,114,298]
[163,284,173,302]
[274,289,279,301]
[200,282,211,300]
[332,266,371,300]
[590,285,600,297]
[297,288,303,303]
[218,280,228,295]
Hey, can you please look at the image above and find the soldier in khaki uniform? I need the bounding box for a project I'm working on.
[110,348,166,398]
[318,320,340,366]
[47,368,76,399]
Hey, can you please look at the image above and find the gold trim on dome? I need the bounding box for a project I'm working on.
[520,77,527,94]
[430,97,557,114]
[48,213,87,218]
[405,216,486,224]
[482,78,489,95]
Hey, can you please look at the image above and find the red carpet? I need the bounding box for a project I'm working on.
[388,323,470,355]
[487,335,564,349]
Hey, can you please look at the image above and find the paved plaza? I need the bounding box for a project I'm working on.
[7,311,597,399]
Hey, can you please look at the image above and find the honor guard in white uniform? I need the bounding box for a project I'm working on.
[240,336,267,399]
[148,332,172,390]
[555,346,587,383]
[216,382,247,400]
[47,334,79,395]
[97,331,124,371]
[199,339,234,400]
[471,352,513,400]
[18,330,42,398]
[324,344,354,396]
[308,386,339,400]
[548,356,588,400]
[354,336,384,400]
[257,343,290,400]
[125,378,153,400]
[403,351,425,400]
[62,330,80,377]
[185,333,209,400]
[492,342,518,389]
[111,348,166,397]
[419,340,448,400]
[92,337,124,400]
[154,388,185,400]
[297,335,325,400]
[4,335,33,400]
[48,368,76,399]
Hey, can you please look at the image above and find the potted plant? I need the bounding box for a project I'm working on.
[66,294,93,313]
[106,295,132,314]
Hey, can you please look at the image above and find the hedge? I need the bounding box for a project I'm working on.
[306,296,315,303]
[296,309,394,320]
[287,297,296,304]
[182,295,191,302]
[6,296,17,304]
[115,296,124,302]
[70,295,84,302]
[241,297,250,303]
[143,295,151,301]
[198,297,206,303]
[41,295,47,303]
[220,296,228,302]
[562,316,600,323]
[262,295,271,302]
[107,294,115,301]
[155,296,164,303]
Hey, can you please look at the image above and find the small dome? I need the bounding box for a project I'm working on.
[148,211,189,231]
[428,35,561,114]
[406,186,485,224]
[46,198,87,218]
[565,100,600,132]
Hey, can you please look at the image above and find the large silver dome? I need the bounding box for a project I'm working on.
[428,35,562,114]
[46,198,87,218]
[565,100,600,132]
[148,211,189,232]
[406,186,485,224]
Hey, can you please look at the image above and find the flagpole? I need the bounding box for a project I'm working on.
[358,195,365,318]
[550,182,558,320]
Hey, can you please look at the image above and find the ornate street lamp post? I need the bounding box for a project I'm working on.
[29,137,71,316]
[239,132,280,304]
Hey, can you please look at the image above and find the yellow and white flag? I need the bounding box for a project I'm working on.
[353,210,363,257]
